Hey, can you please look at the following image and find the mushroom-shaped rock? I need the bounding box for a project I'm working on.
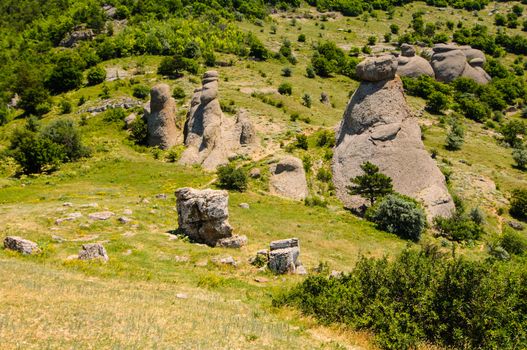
[3,236,39,255]
[144,84,182,149]
[175,187,246,247]
[356,55,398,82]
[332,73,454,220]
[269,157,309,201]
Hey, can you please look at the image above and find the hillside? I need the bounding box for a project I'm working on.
[1,1,527,349]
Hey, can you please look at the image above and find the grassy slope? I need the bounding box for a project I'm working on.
[1,1,527,348]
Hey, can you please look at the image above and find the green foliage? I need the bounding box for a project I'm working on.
[281,67,292,77]
[86,66,106,86]
[316,168,332,182]
[172,86,186,100]
[347,162,393,206]
[501,120,527,147]
[311,41,359,78]
[426,91,449,114]
[129,117,148,146]
[513,147,527,170]
[277,248,527,350]
[445,116,464,151]
[216,163,248,192]
[304,195,328,208]
[510,189,527,222]
[501,228,527,256]
[132,85,151,100]
[103,108,126,124]
[315,129,335,148]
[302,93,312,108]
[434,212,483,242]
[278,82,292,95]
[366,194,426,241]
[59,99,72,114]
[295,134,308,150]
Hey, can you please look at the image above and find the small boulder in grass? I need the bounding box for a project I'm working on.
[88,211,115,221]
[78,243,109,262]
[3,236,40,255]
[268,238,305,275]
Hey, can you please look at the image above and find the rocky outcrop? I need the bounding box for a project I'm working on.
[332,56,454,219]
[78,243,109,262]
[268,238,304,274]
[396,44,435,78]
[356,55,398,82]
[180,71,258,170]
[431,44,490,84]
[3,236,39,255]
[59,27,95,47]
[144,84,182,149]
[175,187,246,247]
[269,156,309,201]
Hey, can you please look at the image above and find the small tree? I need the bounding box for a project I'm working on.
[132,85,150,99]
[426,91,449,114]
[278,82,292,95]
[347,162,393,206]
[510,189,527,222]
[302,93,312,108]
[86,66,106,86]
[216,163,248,192]
[296,134,308,150]
[513,147,527,170]
[445,117,465,151]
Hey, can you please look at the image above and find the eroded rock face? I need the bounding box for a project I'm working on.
[431,44,490,84]
[332,57,454,219]
[78,243,109,262]
[3,236,39,255]
[144,84,182,150]
[396,45,435,78]
[356,55,397,82]
[175,187,246,247]
[269,156,309,201]
[180,72,258,170]
[268,238,303,274]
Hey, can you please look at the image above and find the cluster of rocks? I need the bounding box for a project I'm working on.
[332,55,455,219]
[251,238,306,275]
[180,71,258,170]
[3,236,109,262]
[85,98,142,114]
[175,187,247,248]
[59,26,95,47]
[395,43,490,85]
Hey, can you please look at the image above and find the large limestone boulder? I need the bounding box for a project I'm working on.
[3,236,39,255]
[431,44,490,84]
[144,84,182,149]
[269,156,309,201]
[268,238,304,274]
[175,187,246,247]
[180,71,258,170]
[332,57,454,219]
[356,55,398,82]
[396,45,435,78]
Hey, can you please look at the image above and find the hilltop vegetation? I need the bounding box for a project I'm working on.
[1,0,527,349]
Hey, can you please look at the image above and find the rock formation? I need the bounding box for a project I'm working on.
[269,156,309,201]
[396,44,435,78]
[268,238,305,274]
[431,44,491,84]
[143,84,182,150]
[180,71,258,170]
[78,243,109,262]
[332,56,454,219]
[175,187,246,247]
[3,236,39,255]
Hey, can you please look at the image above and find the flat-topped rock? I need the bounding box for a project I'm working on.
[356,55,398,82]
[268,237,304,274]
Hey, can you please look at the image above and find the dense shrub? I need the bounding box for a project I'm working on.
[295,134,308,150]
[445,117,465,151]
[315,129,335,148]
[41,119,90,161]
[426,91,449,114]
[277,248,527,350]
[132,85,150,99]
[129,117,148,145]
[513,147,527,170]
[216,163,248,192]
[278,82,292,95]
[501,228,527,256]
[366,194,426,241]
[510,189,527,222]
[86,66,106,86]
[434,213,484,241]
[501,120,527,147]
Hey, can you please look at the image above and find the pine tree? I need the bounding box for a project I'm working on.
[347,162,393,206]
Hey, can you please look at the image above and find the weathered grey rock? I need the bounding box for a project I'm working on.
[355,55,397,82]
[268,238,302,274]
[175,187,244,247]
[59,27,95,47]
[180,72,258,170]
[508,221,525,231]
[397,55,435,78]
[124,113,137,128]
[431,44,490,84]
[239,203,250,209]
[78,243,109,262]
[269,157,308,201]
[3,236,39,255]
[55,212,83,225]
[216,235,248,248]
[401,43,416,57]
[144,84,182,150]
[320,92,330,105]
[118,216,132,224]
[218,256,237,266]
[332,76,454,219]
[88,211,115,221]
[155,193,168,200]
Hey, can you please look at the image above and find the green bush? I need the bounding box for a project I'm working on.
[281,67,292,77]
[277,248,527,350]
[295,134,308,150]
[132,85,150,99]
[316,168,332,182]
[426,91,449,114]
[512,147,527,170]
[501,120,527,147]
[501,228,527,256]
[445,117,464,151]
[315,129,335,148]
[434,213,484,242]
[216,163,248,192]
[510,189,527,222]
[366,194,426,241]
[41,119,90,161]
[302,93,312,108]
[86,66,106,86]
[129,117,148,146]
[304,195,328,208]
[278,82,292,95]
[172,86,186,100]
[59,100,72,114]
[103,108,126,124]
